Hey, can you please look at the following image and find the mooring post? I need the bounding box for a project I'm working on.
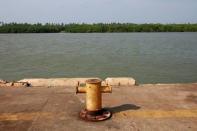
[76,79,112,121]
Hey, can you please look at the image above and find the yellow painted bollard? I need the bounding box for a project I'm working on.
[76,79,112,121]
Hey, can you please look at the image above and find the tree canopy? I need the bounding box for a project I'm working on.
[0,22,197,33]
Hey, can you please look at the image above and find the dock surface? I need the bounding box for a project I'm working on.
[0,83,197,131]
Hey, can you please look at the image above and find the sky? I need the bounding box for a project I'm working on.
[0,0,197,24]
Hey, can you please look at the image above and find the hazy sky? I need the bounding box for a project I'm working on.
[0,0,196,23]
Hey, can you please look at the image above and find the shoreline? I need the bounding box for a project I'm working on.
[1,32,197,34]
[1,77,197,87]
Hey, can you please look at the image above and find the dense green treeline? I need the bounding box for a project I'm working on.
[0,22,197,33]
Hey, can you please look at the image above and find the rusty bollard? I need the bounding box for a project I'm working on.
[76,79,112,121]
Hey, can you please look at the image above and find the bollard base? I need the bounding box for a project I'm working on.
[79,108,112,122]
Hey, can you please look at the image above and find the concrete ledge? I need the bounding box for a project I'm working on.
[18,78,100,87]
[18,77,136,87]
[105,77,136,86]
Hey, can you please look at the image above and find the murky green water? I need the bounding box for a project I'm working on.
[0,33,197,83]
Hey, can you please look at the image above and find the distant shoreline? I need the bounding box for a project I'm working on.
[0,23,197,33]
[1,32,197,34]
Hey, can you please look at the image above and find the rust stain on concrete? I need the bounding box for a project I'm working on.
[186,94,197,104]
[1,109,197,121]
[0,112,52,121]
[115,109,197,118]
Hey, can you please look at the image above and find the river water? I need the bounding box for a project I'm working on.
[0,33,197,83]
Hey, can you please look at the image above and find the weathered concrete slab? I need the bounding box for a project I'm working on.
[0,79,30,88]
[105,77,136,86]
[0,83,197,131]
[18,77,136,87]
[19,78,100,87]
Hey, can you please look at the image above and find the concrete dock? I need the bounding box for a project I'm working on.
[0,83,197,131]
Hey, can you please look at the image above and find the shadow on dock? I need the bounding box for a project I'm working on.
[107,104,140,114]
